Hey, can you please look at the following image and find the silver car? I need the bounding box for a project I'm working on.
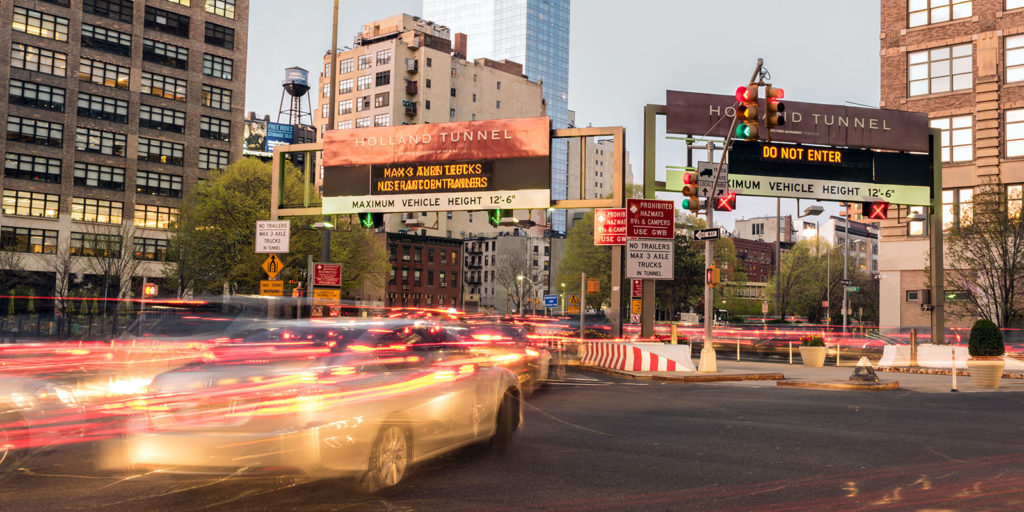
[114,322,522,491]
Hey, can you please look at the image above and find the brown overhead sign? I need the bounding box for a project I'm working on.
[665,91,929,153]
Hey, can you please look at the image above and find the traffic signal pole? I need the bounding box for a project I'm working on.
[698,140,717,372]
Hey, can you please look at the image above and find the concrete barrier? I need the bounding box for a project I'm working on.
[878,344,1024,370]
[581,341,696,372]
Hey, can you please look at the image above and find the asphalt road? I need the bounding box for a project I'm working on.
[2,369,1024,511]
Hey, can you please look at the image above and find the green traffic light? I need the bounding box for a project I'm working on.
[736,124,750,138]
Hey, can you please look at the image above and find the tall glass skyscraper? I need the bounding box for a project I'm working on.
[423,0,571,232]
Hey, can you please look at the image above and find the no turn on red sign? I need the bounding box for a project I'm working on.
[626,199,675,239]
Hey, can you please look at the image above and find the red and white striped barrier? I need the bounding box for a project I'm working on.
[581,341,696,372]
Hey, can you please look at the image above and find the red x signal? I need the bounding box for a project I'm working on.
[864,201,890,220]
[714,192,737,212]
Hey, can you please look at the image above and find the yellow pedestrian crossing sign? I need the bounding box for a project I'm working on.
[261,254,283,279]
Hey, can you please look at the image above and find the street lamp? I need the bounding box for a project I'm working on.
[516,274,524,317]
[310,221,335,263]
[560,282,566,316]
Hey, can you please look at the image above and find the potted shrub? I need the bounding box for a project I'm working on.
[966,319,1005,388]
[798,334,827,368]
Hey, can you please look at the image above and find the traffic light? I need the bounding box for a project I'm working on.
[713,192,737,212]
[706,265,721,287]
[681,171,700,212]
[143,283,158,298]
[765,86,785,139]
[357,212,384,228]
[862,201,890,220]
[735,84,759,140]
[487,209,503,227]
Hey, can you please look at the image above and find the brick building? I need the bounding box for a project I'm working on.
[1,0,248,298]
[386,232,462,309]
[878,0,1024,330]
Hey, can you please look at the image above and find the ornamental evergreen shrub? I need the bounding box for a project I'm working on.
[968,318,1004,357]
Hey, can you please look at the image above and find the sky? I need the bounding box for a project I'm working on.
[246,0,881,230]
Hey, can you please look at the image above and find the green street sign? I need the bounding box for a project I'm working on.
[846,286,860,292]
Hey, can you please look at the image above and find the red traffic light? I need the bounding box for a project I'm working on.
[735,85,757,103]
[713,192,737,212]
[863,201,890,220]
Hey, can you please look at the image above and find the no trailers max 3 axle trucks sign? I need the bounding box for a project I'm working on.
[320,117,552,214]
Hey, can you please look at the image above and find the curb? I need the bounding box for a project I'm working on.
[580,365,784,383]
[876,366,1024,379]
[777,379,900,391]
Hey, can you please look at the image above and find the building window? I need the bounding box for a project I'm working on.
[321,103,329,118]
[339,78,353,94]
[12,7,69,42]
[139,104,186,133]
[134,204,179,229]
[78,57,129,89]
[496,80,501,90]
[165,0,190,5]
[71,197,123,223]
[322,83,330,98]
[338,99,352,115]
[200,115,231,141]
[496,100,501,109]
[425,79,431,89]
[12,43,67,76]
[1005,184,1024,220]
[141,71,187,102]
[136,170,182,197]
[202,53,232,79]
[74,161,125,190]
[908,0,971,27]
[374,113,390,127]
[9,79,65,112]
[357,75,372,91]
[355,117,371,128]
[358,54,372,70]
[70,232,121,258]
[81,23,132,56]
[138,137,184,166]
[0,227,58,254]
[77,92,129,123]
[145,6,190,38]
[133,237,168,260]
[356,95,370,112]
[198,147,229,170]
[337,120,352,130]
[204,22,234,50]
[376,71,391,87]
[374,92,389,108]
[425,100,431,110]
[1006,109,1024,157]
[205,0,235,19]
[143,39,189,70]
[75,127,126,156]
[5,153,61,183]
[908,43,972,96]
[7,116,63,147]
[2,190,59,218]
[334,58,352,75]
[472,93,476,103]
[450,108,455,118]
[941,186,975,229]
[376,49,392,65]
[83,0,134,23]
[930,115,972,162]
[906,290,920,302]
[908,206,928,236]
[201,84,232,110]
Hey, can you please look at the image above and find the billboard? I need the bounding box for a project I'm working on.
[243,120,269,157]
[244,121,295,157]
[321,117,551,214]
[666,90,929,153]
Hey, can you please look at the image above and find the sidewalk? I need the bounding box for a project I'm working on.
[581,358,1024,393]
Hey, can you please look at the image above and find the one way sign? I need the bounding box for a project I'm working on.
[694,228,721,241]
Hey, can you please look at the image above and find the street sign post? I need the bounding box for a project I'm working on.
[261,254,284,279]
[594,208,627,245]
[255,220,290,254]
[313,263,342,287]
[625,239,674,280]
[626,199,675,239]
[694,228,720,241]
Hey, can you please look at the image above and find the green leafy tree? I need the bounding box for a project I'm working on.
[555,210,612,308]
[166,158,388,296]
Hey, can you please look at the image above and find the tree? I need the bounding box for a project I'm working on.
[495,252,543,314]
[555,210,612,308]
[167,157,389,297]
[943,179,1024,328]
[765,239,828,321]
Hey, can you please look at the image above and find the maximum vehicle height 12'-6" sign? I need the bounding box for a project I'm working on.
[320,117,551,214]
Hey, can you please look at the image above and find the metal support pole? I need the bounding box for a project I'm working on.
[929,128,945,344]
[698,143,717,373]
[910,328,918,366]
[579,271,587,339]
[843,212,849,332]
[775,197,781,320]
[321,228,331,263]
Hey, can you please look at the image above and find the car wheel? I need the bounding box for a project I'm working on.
[362,424,409,493]
[490,389,518,453]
